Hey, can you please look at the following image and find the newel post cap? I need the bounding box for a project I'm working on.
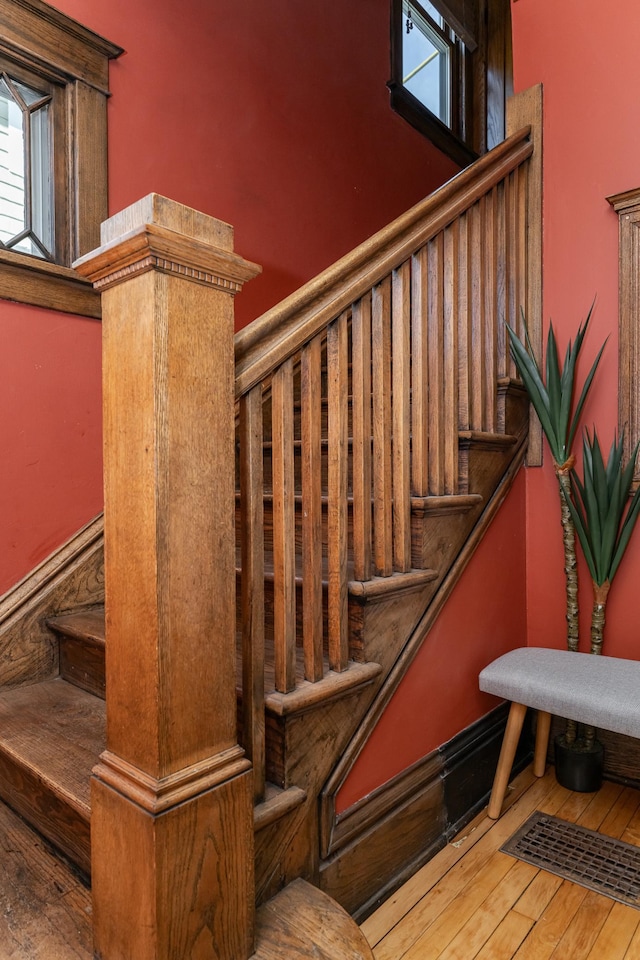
[73,192,261,293]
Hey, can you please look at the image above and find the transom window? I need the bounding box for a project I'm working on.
[0,72,54,260]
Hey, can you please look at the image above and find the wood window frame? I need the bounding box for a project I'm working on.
[389,0,478,167]
[0,0,122,318]
[607,187,640,488]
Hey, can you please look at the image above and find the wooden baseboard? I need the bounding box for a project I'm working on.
[0,515,104,688]
[318,702,532,920]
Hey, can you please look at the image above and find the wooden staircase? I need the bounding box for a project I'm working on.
[0,91,540,960]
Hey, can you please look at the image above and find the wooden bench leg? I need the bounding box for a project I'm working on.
[533,710,551,777]
[487,701,527,820]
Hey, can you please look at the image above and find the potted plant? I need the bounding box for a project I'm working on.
[554,429,640,787]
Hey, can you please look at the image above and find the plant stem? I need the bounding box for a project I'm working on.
[557,463,579,746]
[590,580,610,656]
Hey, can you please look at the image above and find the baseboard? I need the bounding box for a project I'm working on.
[318,701,532,919]
[0,515,104,688]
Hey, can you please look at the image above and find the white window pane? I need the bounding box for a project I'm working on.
[0,80,25,244]
[31,103,53,256]
[402,4,450,125]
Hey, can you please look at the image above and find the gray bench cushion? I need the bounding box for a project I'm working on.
[479,647,640,739]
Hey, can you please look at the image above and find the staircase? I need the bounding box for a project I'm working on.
[0,93,540,959]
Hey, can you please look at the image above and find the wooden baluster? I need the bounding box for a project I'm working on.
[411,246,429,496]
[351,295,372,582]
[507,168,520,379]
[443,222,459,495]
[457,211,472,433]
[516,163,528,344]
[392,261,411,571]
[327,312,349,671]
[272,359,297,693]
[483,188,499,433]
[469,201,485,432]
[496,177,509,380]
[239,385,266,801]
[75,194,260,960]
[372,278,393,576]
[301,336,324,681]
[427,234,445,495]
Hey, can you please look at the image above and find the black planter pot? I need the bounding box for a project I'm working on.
[554,734,604,792]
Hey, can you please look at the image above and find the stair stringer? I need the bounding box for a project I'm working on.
[316,430,528,916]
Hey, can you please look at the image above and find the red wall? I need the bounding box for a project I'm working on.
[1,0,458,595]
[337,471,527,812]
[512,0,640,660]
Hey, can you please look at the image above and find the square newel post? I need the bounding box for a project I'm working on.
[74,195,261,960]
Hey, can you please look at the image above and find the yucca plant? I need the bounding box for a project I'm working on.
[507,308,605,652]
[562,429,640,748]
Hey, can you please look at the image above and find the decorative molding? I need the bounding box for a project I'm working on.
[607,187,640,488]
[94,748,252,814]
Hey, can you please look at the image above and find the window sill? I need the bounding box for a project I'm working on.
[0,249,101,318]
[388,82,477,168]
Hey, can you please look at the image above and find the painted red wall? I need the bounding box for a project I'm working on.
[511,0,640,660]
[1,0,458,595]
[337,471,527,812]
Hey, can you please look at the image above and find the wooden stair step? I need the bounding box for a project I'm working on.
[253,877,374,959]
[49,604,106,699]
[0,677,105,875]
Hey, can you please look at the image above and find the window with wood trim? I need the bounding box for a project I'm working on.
[389,0,513,168]
[0,0,122,318]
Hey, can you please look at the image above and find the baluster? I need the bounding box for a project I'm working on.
[457,211,472,433]
[411,246,429,496]
[483,188,498,433]
[392,261,411,571]
[427,233,445,495]
[372,278,393,576]
[272,358,297,693]
[469,200,484,432]
[301,336,324,681]
[327,312,349,671]
[516,164,528,343]
[239,385,266,800]
[496,177,509,380]
[443,221,459,495]
[507,168,520,379]
[352,295,372,582]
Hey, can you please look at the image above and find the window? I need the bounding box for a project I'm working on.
[389,0,513,168]
[0,0,122,317]
[0,71,54,260]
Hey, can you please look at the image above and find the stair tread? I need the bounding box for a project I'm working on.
[47,605,106,647]
[0,678,105,817]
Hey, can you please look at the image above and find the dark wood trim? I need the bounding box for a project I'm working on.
[388,82,477,168]
[0,0,120,315]
[607,187,640,488]
[319,702,531,921]
[442,700,531,834]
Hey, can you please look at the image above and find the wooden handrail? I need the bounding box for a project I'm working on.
[235,127,532,398]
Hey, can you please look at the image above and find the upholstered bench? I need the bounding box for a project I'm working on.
[479,647,640,819]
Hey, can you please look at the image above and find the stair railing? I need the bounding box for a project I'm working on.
[236,96,541,801]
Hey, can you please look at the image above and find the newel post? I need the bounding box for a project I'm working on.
[74,195,261,960]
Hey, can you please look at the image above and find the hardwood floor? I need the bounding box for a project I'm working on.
[0,799,92,958]
[3,761,640,959]
[362,766,640,960]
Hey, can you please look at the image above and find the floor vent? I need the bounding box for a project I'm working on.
[501,811,640,909]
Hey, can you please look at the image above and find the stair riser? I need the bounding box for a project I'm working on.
[60,637,106,700]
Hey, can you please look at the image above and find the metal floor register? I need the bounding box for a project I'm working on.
[501,811,640,909]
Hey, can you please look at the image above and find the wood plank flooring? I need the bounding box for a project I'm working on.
[362,766,640,960]
[0,799,92,958]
